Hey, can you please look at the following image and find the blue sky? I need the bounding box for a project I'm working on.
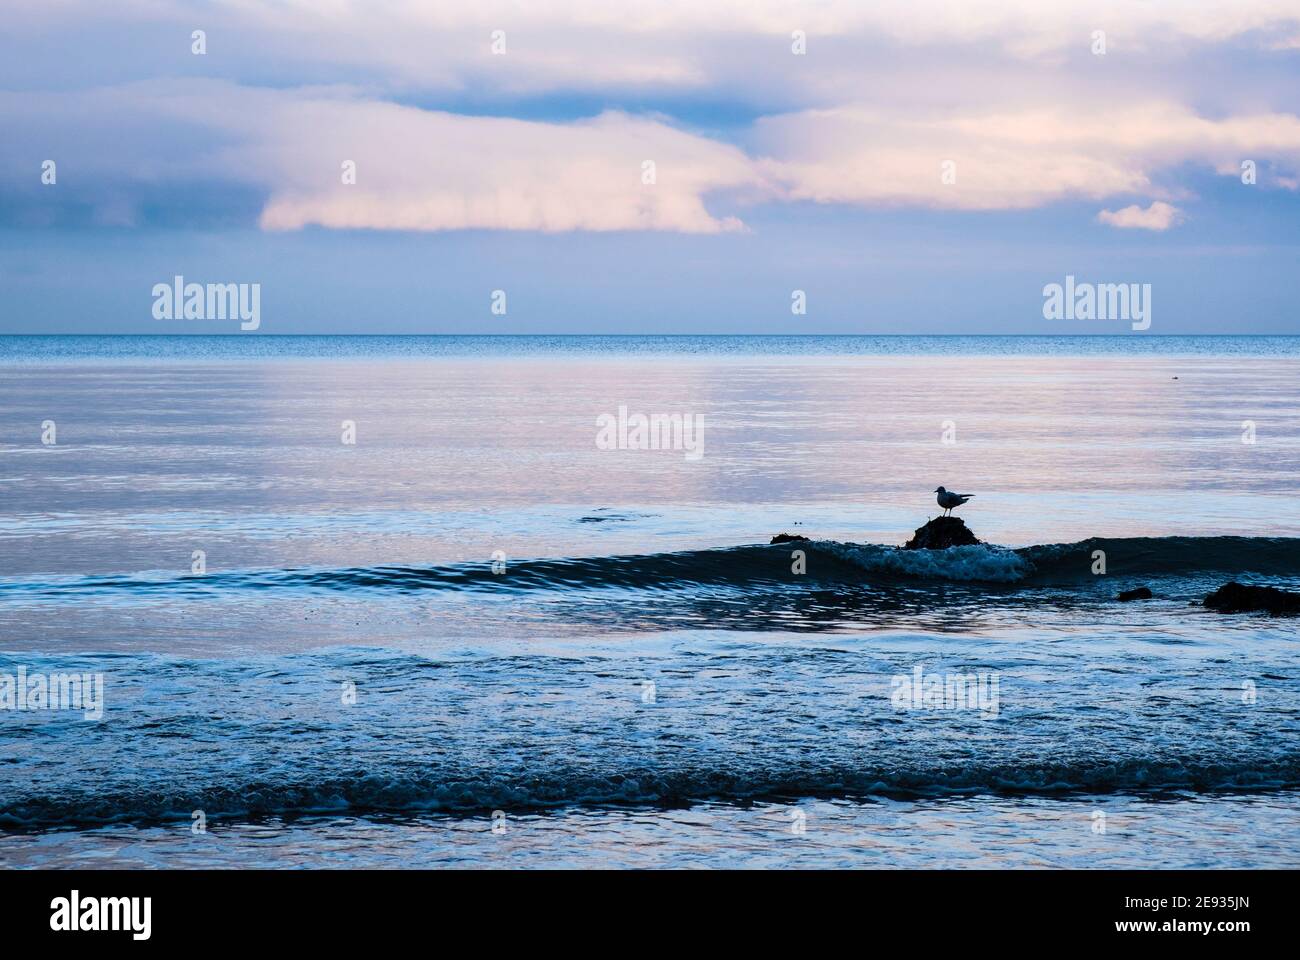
[2,1,1298,334]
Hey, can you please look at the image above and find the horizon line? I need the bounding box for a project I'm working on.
[2,332,1296,339]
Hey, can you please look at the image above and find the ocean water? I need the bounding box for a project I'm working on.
[0,335,1297,869]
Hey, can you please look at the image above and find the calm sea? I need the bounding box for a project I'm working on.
[1,335,1297,868]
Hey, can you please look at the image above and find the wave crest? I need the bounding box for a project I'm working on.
[4,757,1296,828]
[810,540,1033,583]
[2,535,1296,599]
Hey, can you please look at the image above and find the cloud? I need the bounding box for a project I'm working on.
[0,81,767,233]
[5,80,1299,232]
[235,92,768,233]
[1097,200,1184,230]
[4,2,1300,232]
[5,1,1299,105]
[752,102,1300,211]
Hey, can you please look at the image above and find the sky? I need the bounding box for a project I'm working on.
[1,0,1298,334]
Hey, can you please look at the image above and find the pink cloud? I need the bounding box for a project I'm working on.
[1096,201,1184,230]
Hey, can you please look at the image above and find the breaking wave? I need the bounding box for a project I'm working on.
[811,541,1033,583]
[4,758,1298,828]
[3,535,1296,599]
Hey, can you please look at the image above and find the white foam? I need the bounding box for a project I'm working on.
[810,540,1033,583]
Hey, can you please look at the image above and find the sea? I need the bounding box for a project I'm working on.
[0,335,1297,868]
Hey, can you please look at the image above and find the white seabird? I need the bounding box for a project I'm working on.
[934,486,974,516]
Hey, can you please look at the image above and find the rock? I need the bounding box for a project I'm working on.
[902,516,981,550]
[1203,582,1300,616]
[1118,587,1153,601]
[770,533,810,544]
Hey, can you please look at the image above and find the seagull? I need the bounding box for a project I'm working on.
[934,486,974,517]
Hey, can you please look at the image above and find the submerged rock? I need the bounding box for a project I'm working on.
[902,516,982,551]
[1203,581,1300,616]
[1118,587,1153,601]
[770,533,810,545]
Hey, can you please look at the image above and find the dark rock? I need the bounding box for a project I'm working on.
[1203,581,1300,616]
[770,533,810,545]
[902,516,981,550]
[1118,587,1153,601]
